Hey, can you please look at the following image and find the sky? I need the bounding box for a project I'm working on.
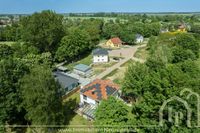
[0,0,200,14]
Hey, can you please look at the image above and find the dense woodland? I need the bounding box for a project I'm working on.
[1,10,200,132]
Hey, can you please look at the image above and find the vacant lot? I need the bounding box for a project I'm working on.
[92,61,117,76]
[134,47,149,60]
[103,59,135,85]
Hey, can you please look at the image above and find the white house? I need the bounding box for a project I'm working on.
[79,79,119,119]
[73,64,92,78]
[135,34,144,43]
[92,48,109,63]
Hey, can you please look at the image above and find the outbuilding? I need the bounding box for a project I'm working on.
[73,64,92,78]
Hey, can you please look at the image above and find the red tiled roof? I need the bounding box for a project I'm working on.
[80,79,119,101]
[110,37,122,45]
[178,24,186,29]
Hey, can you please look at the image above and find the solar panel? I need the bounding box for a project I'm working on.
[106,86,117,96]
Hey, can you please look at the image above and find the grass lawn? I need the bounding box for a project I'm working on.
[120,59,135,67]
[102,68,118,79]
[92,61,117,75]
[64,54,93,71]
[103,60,136,85]
[62,92,93,129]
[134,47,149,60]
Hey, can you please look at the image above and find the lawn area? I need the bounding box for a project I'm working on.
[102,68,118,80]
[92,61,117,76]
[63,92,93,128]
[64,54,93,71]
[103,60,136,85]
[120,59,135,67]
[134,47,149,60]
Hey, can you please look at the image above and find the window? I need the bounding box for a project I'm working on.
[83,95,87,100]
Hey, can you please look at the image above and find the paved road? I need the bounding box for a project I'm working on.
[91,44,147,80]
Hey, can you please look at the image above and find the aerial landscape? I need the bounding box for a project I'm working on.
[1,0,200,133]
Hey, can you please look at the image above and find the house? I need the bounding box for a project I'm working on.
[135,34,144,43]
[73,64,92,78]
[92,48,109,63]
[106,37,123,48]
[178,23,186,32]
[53,71,79,95]
[78,79,119,119]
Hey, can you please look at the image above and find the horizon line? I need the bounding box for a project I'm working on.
[1,11,200,15]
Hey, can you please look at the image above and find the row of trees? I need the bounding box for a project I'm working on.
[2,11,200,63]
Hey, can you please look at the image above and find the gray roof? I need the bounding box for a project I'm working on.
[135,34,143,38]
[53,72,79,89]
[92,48,108,56]
[74,64,91,72]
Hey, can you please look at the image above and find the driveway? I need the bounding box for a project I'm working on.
[91,44,147,80]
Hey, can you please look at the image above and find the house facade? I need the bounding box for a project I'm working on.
[106,37,122,48]
[73,64,92,78]
[92,48,109,63]
[78,79,119,119]
[135,34,144,43]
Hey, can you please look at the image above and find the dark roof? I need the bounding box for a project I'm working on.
[92,48,108,56]
[80,79,119,101]
[74,64,91,72]
[53,72,79,89]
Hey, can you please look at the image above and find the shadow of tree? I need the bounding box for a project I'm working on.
[63,98,78,125]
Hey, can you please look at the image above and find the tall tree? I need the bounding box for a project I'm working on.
[20,65,64,126]
[20,10,64,53]
[0,58,28,132]
[55,28,91,62]
[95,97,129,128]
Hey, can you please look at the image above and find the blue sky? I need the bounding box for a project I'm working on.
[0,0,200,14]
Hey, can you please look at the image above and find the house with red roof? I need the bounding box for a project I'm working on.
[78,79,119,119]
[105,37,123,48]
